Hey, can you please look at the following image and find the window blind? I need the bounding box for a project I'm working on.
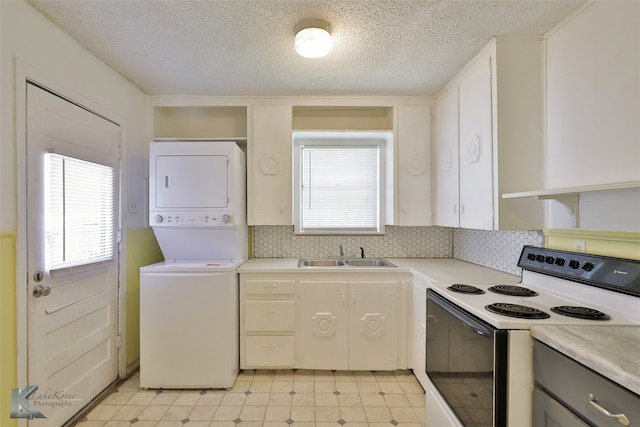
[301,146,379,231]
[44,153,115,271]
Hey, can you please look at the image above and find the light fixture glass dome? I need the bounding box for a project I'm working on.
[295,20,331,58]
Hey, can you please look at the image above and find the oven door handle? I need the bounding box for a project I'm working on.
[427,289,495,337]
[462,322,492,338]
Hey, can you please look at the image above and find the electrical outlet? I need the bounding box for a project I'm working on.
[127,200,138,214]
[574,240,586,253]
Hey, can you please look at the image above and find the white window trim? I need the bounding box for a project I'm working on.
[293,131,392,235]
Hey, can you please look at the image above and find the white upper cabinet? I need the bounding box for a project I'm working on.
[433,84,460,227]
[396,105,432,226]
[545,1,640,190]
[249,104,293,225]
[458,53,494,229]
[433,37,545,230]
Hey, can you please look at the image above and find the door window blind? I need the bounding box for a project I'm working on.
[44,153,115,271]
[300,146,379,231]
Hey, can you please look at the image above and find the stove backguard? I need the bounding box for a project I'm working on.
[519,246,640,297]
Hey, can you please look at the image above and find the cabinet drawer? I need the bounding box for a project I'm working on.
[245,336,295,367]
[534,341,640,427]
[244,280,295,295]
[245,301,295,331]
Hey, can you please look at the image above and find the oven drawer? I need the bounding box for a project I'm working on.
[534,340,640,427]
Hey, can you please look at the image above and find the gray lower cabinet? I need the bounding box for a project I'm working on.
[532,388,589,427]
[533,340,638,427]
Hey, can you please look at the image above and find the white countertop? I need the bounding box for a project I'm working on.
[531,325,640,396]
[238,257,520,284]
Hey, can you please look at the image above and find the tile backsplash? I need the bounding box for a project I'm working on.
[454,229,544,275]
[252,226,543,276]
[253,226,452,259]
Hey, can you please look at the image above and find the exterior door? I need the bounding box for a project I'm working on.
[25,83,120,426]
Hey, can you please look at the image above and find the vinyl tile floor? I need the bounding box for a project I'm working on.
[75,369,426,427]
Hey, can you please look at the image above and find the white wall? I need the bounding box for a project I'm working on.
[544,1,640,231]
[0,0,150,232]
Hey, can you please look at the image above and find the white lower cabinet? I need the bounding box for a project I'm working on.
[240,273,408,370]
[347,281,402,370]
[298,280,402,370]
[298,281,349,369]
[409,276,428,389]
[240,278,297,368]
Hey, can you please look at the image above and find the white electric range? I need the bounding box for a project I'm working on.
[424,246,640,427]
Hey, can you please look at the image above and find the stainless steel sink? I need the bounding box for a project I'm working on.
[297,258,396,268]
[345,259,396,267]
[298,259,346,267]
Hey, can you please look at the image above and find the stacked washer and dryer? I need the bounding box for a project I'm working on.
[140,141,247,389]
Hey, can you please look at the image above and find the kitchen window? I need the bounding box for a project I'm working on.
[293,132,391,234]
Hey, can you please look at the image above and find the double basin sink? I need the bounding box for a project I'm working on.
[298,258,396,268]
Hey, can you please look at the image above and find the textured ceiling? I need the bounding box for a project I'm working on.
[27,0,586,96]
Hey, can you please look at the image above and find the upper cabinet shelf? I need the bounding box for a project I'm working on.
[502,181,640,199]
[292,106,393,131]
[502,181,640,228]
[154,106,248,141]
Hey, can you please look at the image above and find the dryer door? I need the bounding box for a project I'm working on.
[155,154,228,208]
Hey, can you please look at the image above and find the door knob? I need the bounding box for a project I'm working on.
[33,285,51,297]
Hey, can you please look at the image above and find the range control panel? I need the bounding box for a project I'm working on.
[519,245,640,296]
[149,211,235,227]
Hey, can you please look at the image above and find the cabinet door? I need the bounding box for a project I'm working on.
[532,388,589,427]
[249,104,292,225]
[298,281,349,370]
[348,281,400,370]
[410,279,428,389]
[459,52,494,230]
[397,105,432,226]
[433,85,460,227]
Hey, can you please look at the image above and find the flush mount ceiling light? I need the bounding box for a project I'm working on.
[295,20,332,58]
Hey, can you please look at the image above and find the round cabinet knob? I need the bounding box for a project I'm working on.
[154,215,164,224]
[221,214,231,224]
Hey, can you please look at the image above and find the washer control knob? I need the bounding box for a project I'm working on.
[555,258,566,266]
[221,214,231,224]
[569,260,580,269]
[582,262,595,272]
[154,215,164,224]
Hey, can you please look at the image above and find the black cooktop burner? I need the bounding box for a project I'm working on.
[551,306,611,321]
[488,285,538,297]
[485,303,551,319]
[447,284,485,294]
